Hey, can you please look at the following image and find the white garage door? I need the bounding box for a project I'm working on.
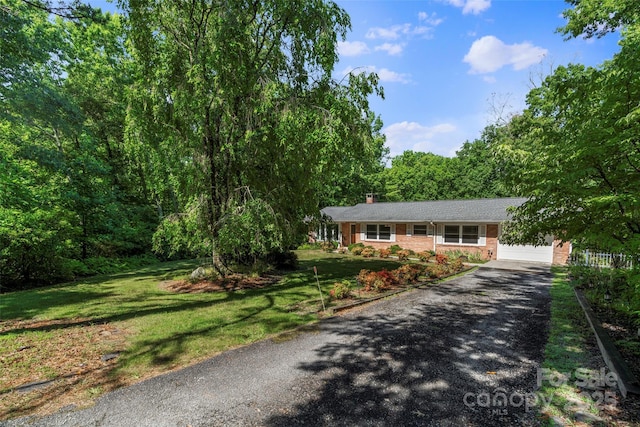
[497,243,553,263]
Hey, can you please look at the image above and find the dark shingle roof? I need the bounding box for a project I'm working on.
[320,197,527,223]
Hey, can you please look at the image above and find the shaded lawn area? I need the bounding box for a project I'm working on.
[0,250,402,420]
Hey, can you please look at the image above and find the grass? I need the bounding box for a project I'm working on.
[538,267,608,426]
[0,250,404,420]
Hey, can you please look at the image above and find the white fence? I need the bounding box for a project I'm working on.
[570,250,634,269]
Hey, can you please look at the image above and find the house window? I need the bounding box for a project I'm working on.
[364,224,394,241]
[413,224,428,236]
[443,224,481,245]
[366,224,378,240]
[462,225,479,244]
[444,225,460,243]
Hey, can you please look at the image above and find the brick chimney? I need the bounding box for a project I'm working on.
[366,193,376,204]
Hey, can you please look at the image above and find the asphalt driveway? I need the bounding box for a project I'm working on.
[3,266,552,427]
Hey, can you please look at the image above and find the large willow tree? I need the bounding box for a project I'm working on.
[123,0,384,271]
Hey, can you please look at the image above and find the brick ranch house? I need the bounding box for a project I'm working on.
[319,196,571,265]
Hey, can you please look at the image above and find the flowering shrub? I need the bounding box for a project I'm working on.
[435,253,449,264]
[329,280,352,299]
[337,247,348,254]
[426,264,448,278]
[417,251,432,262]
[351,246,364,256]
[361,247,376,258]
[392,264,423,285]
[450,258,464,272]
[356,269,378,291]
[396,250,411,261]
[357,269,395,292]
[378,248,391,258]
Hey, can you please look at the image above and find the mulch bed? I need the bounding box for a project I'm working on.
[161,274,281,293]
[586,301,640,425]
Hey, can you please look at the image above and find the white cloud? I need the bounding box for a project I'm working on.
[443,0,491,15]
[377,68,411,83]
[375,43,404,56]
[366,23,436,40]
[337,41,370,57]
[418,11,444,26]
[482,75,497,84]
[341,66,411,84]
[384,121,457,157]
[463,35,548,74]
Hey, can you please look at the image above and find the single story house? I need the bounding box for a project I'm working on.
[319,196,571,265]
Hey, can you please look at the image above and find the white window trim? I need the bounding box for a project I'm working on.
[437,224,486,246]
[362,223,396,242]
[407,223,434,237]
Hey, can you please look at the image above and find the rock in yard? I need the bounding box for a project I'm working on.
[190,267,207,281]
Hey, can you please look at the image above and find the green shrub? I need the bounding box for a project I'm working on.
[321,240,338,252]
[443,249,485,263]
[389,244,403,254]
[351,246,364,256]
[348,242,365,252]
[329,280,352,299]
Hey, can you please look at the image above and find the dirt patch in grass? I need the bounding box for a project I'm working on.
[160,273,281,293]
[0,319,129,420]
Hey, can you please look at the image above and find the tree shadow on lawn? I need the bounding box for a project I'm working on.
[297,256,403,283]
[265,270,552,427]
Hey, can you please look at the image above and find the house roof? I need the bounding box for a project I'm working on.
[321,197,528,223]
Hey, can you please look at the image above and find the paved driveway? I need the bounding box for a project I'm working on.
[3,267,552,427]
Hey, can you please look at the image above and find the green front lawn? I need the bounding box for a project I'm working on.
[0,250,402,419]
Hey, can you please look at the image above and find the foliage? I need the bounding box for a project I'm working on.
[417,251,433,262]
[496,3,640,260]
[435,254,449,265]
[389,244,403,254]
[321,240,338,253]
[449,258,465,273]
[348,242,365,252]
[350,245,365,256]
[124,0,385,274]
[569,265,640,325]
[378,248,391,258]
[329,280,352,300]
[392,264,423,285]
[371,140,515,202]
[396,250,410,261]
[0,3,157,289]
[361,247,376,258]
[442,249,485,263]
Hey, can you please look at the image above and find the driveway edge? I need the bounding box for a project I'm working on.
[574,288,640,397]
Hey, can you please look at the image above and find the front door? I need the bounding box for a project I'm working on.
[350,224,357,244]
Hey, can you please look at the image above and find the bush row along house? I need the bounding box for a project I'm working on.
[319,196,571,265]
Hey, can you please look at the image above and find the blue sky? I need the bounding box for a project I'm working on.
[93,0,620,159]
[334,0,620,158]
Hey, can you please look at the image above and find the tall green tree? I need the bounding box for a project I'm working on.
[496,1,640,256]
[1,2,156,288]
[455,125,513,199]
[378,151,459,201]
[124,0,384,271]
